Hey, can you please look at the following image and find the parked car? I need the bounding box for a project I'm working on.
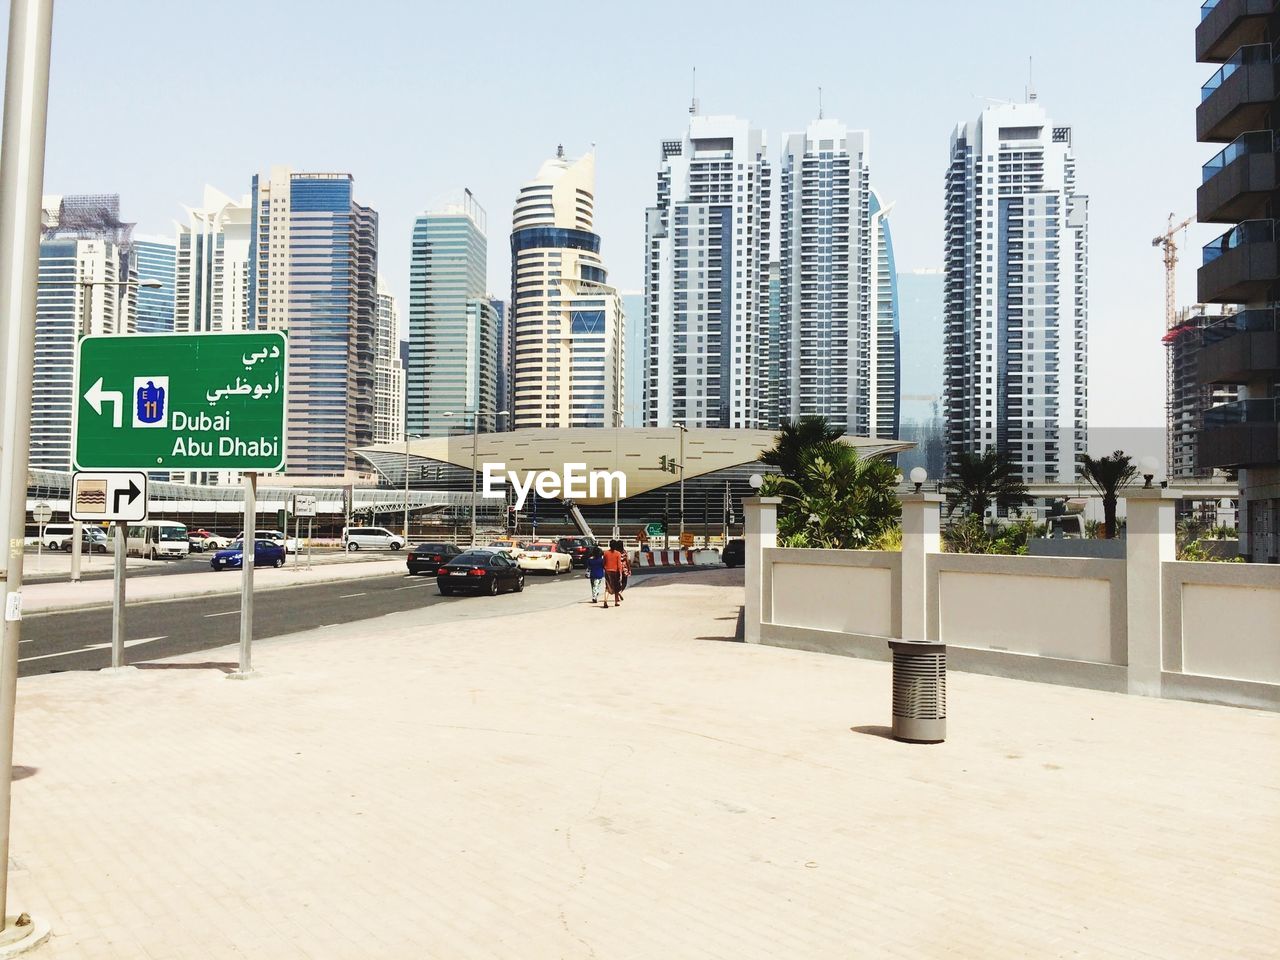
[210,539,286,571]
[556,536,596,568]
[342,527,404,552]
[188,529,231,553]
[436,550,525,596]
[126,521,190,559]
[406,541,463,575]
[517,541,572,575]
[42,523,74,551]
[43,524,109,553]
[721,539,745,568]
[237,529,298,554]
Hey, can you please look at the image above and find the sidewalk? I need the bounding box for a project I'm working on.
[7,570,1279,958]
[20,557,406,613]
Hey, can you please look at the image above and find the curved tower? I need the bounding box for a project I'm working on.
[509,148,623,430]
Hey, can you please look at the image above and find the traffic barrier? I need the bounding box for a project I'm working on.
[631,549,721,568]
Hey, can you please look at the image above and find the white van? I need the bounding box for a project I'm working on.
[341,527,404,551]
[126,520,190,560]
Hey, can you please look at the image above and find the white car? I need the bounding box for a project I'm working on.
[342,527,404,552]
[516,541,572,575]
[238,529,299,554]
[486,540,526,559]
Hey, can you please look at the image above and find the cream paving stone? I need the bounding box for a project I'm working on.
[2,569,1276,958]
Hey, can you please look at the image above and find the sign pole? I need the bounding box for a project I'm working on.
[237,472,256,676]
[307,517,313,571]
[0,0,54,931]
[111,520,125,669]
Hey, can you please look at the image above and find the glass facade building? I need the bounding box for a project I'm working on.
[133,237,176,334]
[251,168,379,477]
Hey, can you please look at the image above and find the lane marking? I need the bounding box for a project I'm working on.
[339,593,366,599]
[394,583,431,590]
[20,636,167,663]
[203,610,238,618]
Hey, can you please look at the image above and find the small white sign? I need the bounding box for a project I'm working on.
[4,592,21,622]
[293,495,317,518]
[32,502,52,525]
[71,471,148,523]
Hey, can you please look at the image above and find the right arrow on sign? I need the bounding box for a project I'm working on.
[112,479,141,514]
[84,377,124,428]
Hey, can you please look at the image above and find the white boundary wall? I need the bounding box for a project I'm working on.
[743,493,1280,711]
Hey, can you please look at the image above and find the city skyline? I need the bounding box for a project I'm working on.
[29,1,1212,435]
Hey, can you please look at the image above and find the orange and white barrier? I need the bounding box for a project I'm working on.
[631,549,721,567]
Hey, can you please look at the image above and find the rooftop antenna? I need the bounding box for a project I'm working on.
[556,143,564,159]
[818,85,823,120]
[690,66,699,116]
[1027,56,1037,102]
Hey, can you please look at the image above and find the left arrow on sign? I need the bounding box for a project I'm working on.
[84,377,124,428]
[112,479,141,514]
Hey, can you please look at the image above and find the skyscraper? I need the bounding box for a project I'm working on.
[621,291,644,427]
[133,236,176,333]
[490,296,510,425]
[174,186,252,334]
[408,190,499,436]
[943,101,1089,485]
[510,148,623,430]
[778,119,899,438]
[1196,1,1280,561]
[32,195,137,473]
[32,238,135,472]
[374,281,405,444]
[250,167,379,477]
[644,115,771,428]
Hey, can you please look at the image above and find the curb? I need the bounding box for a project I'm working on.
[22,564,408,617]
[0,915,50,957]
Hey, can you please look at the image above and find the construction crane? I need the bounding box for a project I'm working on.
[1153,213,1195,331]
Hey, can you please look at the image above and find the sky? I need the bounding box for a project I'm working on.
[23,0,1215,436]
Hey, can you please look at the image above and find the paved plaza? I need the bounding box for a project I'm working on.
[7,570,1278,958]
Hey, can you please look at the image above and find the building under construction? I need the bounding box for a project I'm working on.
[1165,305,1238,480]
[40,193,135,252]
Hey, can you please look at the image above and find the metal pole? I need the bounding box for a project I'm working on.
[307,517,313,571]
[0,0,54,927]
[723,480,730,544]
[402,434,410,541]
[678,426,686,537]
[237,472,256,674]
[469,416,478,546]
[111,520,125,668]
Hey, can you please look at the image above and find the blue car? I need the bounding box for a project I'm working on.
[210,539,286,571]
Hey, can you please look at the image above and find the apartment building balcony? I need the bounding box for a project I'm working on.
[1199,130,1280,221]
[1198,219,1280,302]
[1197,0,1275,62]
[1199,396,1280,466]
[1198,43,1278,141]
[1199,309,1280,381]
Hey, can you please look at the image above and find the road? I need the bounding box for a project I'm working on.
[18,567,580,678]
[20,545,387,584]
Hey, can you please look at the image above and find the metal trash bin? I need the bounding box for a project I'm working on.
[887,640,946,743]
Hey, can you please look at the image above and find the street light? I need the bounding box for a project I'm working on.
[402,433,421,541]
[1139,456,1159,489]
[910,467,928,493]
[674,422,688,537]
[443,409,509,546]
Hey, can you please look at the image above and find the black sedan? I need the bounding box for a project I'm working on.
[406,541,463,575]
[556,536,596,568]
[436,550,525,596]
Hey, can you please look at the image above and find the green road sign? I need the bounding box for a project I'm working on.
[645,522,666,537]
[74,331,287,472]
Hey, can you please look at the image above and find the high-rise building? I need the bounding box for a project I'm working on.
[869,190,900,441]
[1164,305,1238,481]
[896,268,946,478]
[174,186,252,334]
[374,281,405,444]
[491,296,509,426]
[621,292,644,427]
[408,190,499,436]
[1195,1,1280,562]
[644,115,771,428]
[250,167,379,477]
[510,148,624,430]
[943,101,1089,486]
[32,238,135,472]
[133,236,176,333]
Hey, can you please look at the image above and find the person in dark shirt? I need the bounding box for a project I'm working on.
[586,545,605,603]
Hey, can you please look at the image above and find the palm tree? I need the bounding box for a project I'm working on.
[940,448,1030,520]
[758,439,899,549]
[758,416,846,479]
[1078,450,1137,539]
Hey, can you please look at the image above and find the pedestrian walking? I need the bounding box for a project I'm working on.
[618,543,632,599]
[602,540,623,608]
[586,545,605,603]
